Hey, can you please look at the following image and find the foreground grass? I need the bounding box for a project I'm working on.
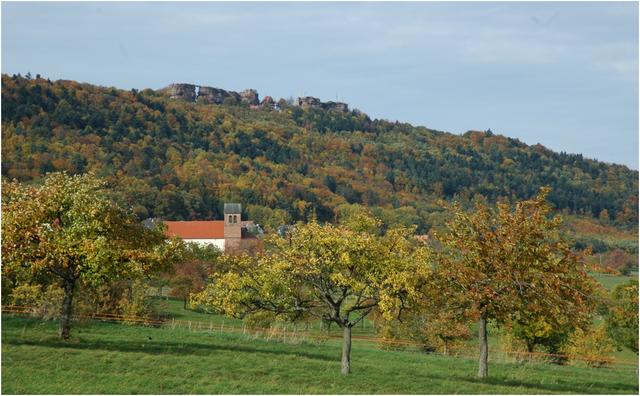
[2,316,637,394]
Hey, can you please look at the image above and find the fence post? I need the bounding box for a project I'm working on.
[188,321,191,331]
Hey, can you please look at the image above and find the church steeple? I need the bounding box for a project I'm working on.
[224,203,242,239]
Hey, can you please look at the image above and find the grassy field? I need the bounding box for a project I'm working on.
[2,315,638,394]
[2,274,636,394]
[589,272,638,291]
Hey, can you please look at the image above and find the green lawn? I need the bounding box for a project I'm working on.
[2,315,637,394]
[588,272,638,291]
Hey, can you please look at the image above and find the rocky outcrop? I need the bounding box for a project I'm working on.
[198,86,241,105]
[162,82,352,114]
[167,83,197,101]
[162,83,249,105]
[297,97,349,112]
[298,96,322,109]
[240,89,259,105]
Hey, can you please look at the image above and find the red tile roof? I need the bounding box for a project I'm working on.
[165,221,225,239]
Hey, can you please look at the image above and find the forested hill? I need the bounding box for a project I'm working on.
[2,74,637,232]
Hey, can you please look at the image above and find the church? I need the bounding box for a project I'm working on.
[164,203,261,253]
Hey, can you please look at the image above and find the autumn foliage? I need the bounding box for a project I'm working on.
[1,172,183,339]
[435,188,599,377]
[194,214,432,374]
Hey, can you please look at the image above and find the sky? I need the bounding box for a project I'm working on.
[2,2,638,169]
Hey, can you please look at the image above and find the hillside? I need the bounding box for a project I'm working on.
[2,74,638,237]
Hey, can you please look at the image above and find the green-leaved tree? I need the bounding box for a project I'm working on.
[2,172,182,339]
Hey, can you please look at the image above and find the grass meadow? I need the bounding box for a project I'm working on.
[2,315,638,394]
[2,273,637,394]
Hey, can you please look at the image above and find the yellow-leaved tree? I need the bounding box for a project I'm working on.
[193,214,432,374]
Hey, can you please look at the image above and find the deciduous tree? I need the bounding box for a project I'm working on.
[194,215,431,374]
[164,242,221,309]
[1,172,182,339]
[436,188,598,377]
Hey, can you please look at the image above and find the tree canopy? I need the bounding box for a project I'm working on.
[2,74,637,233]
[605,279,639,354]
[1,172,182,339]
[194,215,431,374]
[435,188,599,377]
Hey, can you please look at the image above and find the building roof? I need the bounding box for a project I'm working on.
[165,221,225,239]
[224,203,242,214]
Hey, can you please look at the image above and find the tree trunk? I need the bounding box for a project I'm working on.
[59,278,76,340]
[526,340,534,361]
[526,340,534,353]
[183,296,188,309]
[444,340,449,356]
[341,325,352,375]
[478,313,488,378]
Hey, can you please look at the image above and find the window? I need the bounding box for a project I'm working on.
[233,215,238,224]
[228,215,232,223]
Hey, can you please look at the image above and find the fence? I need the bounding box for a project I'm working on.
[2,305,637,369]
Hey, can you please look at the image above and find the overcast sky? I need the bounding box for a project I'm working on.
[2,2,638,169]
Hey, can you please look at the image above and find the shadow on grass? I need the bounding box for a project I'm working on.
[439,372,639,395]
[3,317,637,395]
[5,337,637,394]
[2,336,338,364]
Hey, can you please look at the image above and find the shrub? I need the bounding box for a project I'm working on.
[563,324,614,368]
[606,279,639,353]
[10,284,63,319]
[244,311,277,330]
[117,280,161,323]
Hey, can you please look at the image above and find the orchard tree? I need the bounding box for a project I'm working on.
[194,215,431,375]
[164,242,221,309]
[508,280,597,359]
[415,273,474,356]
[384,267,474,356]
[436,188,598,378]
[605,279,638,354]
[2,173,182,339]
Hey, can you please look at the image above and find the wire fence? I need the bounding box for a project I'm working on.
[2,305,637,370]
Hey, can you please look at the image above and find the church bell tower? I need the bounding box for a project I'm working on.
[224,203,242,240]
